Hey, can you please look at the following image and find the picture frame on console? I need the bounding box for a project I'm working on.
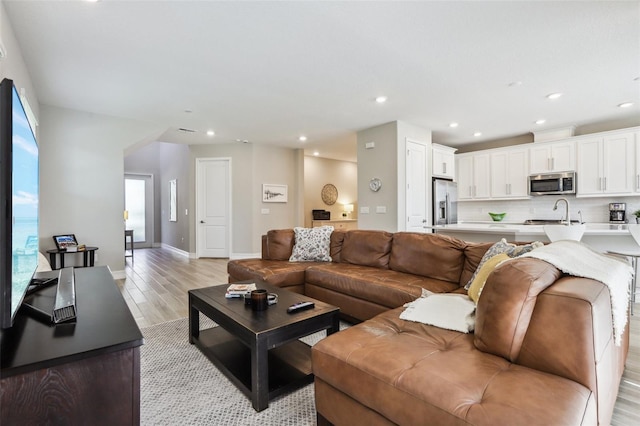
[52,234,78,251]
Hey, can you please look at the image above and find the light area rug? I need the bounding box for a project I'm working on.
[140,316,346,425]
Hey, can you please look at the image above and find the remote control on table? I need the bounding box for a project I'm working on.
[287,301,315,313]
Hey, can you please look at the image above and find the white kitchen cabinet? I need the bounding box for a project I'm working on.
[432,143,457,179]
[635,131,640,193]
[490,147,529,198]
[577,132,635,196]
[529,141,575,174]
[457,153,490,200]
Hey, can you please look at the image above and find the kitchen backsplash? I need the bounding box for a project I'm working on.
[458,196,640,224]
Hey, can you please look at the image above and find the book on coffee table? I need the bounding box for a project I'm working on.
[226,283,257,298]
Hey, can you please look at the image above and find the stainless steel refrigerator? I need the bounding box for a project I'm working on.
[433,178,458,225]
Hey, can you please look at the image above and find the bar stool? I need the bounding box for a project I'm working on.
[125,229,134,260]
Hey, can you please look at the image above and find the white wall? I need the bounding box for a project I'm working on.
[189,143,303,257]
[0,1,38,123]
[39,105,165,272]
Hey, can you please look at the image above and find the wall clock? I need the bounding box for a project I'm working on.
[321,184,338,205]
[369,178,382,192]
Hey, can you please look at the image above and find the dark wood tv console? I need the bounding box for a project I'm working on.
[0,266,143,425]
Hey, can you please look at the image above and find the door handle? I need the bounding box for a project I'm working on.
[200,220,205,224]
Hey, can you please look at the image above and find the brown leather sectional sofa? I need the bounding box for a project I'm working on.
[227,229,629,425]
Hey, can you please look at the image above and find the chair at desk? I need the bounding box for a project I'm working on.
[125,230,134,260]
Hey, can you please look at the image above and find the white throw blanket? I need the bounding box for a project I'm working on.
[520,240,632,346]
[400,293,476,333]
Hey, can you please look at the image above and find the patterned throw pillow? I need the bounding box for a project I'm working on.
[467,253,511,304]
[464,239,515,289]
[464,239,545,290]
[510,241,544,257]
[289,226,334,262]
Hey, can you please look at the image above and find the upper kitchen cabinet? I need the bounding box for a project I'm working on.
[432,144,457,179]
[636,131,640,193]
[490,147,529,199]
[529,140,575,174]
[577,132,636,196]
[457,152,490,200]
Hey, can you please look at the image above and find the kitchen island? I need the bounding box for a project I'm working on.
[432,222,638,252]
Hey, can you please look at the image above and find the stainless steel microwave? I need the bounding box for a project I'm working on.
[528,172,576,195]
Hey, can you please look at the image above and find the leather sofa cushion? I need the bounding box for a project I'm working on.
[389,232,466,283]
[340,230,393,269]
[474,257,562,361]
[306,263,459,309]
[227,258,314,288]
[312,308,595,425]
[264,229,295,260]
[459,242,494,287]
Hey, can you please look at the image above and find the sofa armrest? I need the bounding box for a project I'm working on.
[516,276,627,425]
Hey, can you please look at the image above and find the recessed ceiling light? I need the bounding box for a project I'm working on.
[375,96,387,104]
[206,130,215,137]
[313,151,319,156]
[508,81,523,87]
[449,122,459,128]
[535,119,546,125]
[473,132,482,137]
[618,102,634,108]
[299,136,307,142]
[546,92,563,100]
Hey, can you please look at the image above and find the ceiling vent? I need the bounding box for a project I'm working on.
[533,125,575,143]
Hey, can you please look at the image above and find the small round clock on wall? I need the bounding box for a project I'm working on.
[321,183,338,205]
[369,178,382,192]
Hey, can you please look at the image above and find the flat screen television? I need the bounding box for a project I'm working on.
[0,78,40,329]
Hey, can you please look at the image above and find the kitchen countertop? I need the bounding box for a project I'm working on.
[431,222,632,236]
[431,222,640,252]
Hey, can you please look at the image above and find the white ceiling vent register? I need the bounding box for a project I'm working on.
[533,126,576,143]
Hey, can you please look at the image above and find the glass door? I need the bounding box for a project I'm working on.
[124,174,153,248]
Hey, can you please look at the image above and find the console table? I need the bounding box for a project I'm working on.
[0,266,143,425]
[47,246,98,270]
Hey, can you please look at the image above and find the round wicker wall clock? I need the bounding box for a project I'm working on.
[321,184,338,205]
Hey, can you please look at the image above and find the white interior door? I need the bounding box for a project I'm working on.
[124,174,153,248]
[196,158,230,258]
[406,140,428,232]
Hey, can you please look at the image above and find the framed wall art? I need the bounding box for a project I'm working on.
[262,184,288,203]
[169,179,177,222]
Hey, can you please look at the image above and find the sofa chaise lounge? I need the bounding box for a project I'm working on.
[227,229,629,425]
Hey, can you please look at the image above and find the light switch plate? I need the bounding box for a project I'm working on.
[261,208,270,214]
[376,206,386,214]
[360,206,370,214]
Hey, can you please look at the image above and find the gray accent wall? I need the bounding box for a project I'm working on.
[125,141,190,252]
[357,121,431,232]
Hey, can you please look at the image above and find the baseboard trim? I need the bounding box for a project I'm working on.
[160,243,190,258]
[111,269,126,280]
[230,252,260,260]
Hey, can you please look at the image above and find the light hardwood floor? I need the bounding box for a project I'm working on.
[117,247,640,425]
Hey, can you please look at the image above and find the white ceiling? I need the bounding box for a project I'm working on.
[4,1,639,163]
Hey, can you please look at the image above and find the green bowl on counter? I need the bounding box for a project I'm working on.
[488,212,506,222]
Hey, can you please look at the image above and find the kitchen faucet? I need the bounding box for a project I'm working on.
[553,198,570,225]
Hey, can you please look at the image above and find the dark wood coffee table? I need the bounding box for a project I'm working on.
[188,280,340,411]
